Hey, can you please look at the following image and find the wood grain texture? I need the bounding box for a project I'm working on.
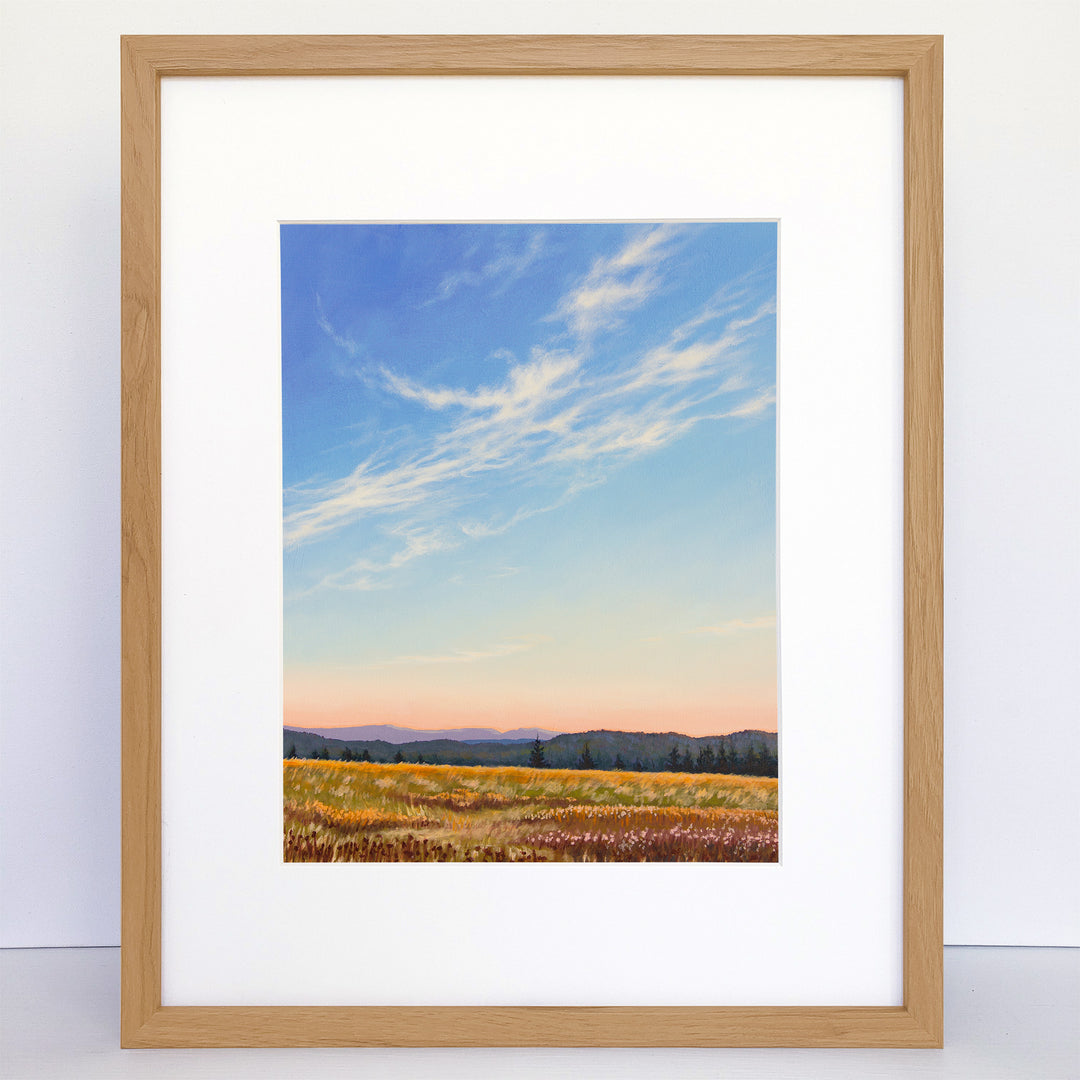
[120,35,943,1048]
[902,36,945,1047]
[120,34,940,76]
[123,1005,937,1049]
[120,35,162,1047]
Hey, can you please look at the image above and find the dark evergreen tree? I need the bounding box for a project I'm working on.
[528,736,547,768]
[749,739,766,776]
[286,743,297,759]
[725,737,739,774]
[697,744,715,773]
[393,749,405,764]
[757,742,777,778]
[613,753,626,770]
[578,741,596,770]
[667,745,681,772]
[416,753,425,765]
[633,758,644,772]
[341,746,353,762]
[360,748,371,762]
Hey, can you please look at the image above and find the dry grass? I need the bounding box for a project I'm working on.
[284,759,778,863]
[518,806,778,862]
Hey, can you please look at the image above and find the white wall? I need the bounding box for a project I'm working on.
[1,0,1077,950]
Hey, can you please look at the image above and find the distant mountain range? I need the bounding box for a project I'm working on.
[283,726,778,776]
[285,723,564,745]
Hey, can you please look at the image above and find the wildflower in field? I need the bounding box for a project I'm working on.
[283,759,777,863]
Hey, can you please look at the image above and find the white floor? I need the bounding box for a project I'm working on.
[1,946,1077,1079]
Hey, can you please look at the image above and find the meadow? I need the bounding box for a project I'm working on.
[284,759,778,863]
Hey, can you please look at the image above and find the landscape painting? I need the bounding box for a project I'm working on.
[281,221,778,863]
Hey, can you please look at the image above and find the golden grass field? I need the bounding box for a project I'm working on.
[284,759,778,863]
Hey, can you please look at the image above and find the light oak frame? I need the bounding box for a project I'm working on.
[121,35,943,1048]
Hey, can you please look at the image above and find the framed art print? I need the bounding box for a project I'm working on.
[122,36,942,1047]
[280,219,780,867]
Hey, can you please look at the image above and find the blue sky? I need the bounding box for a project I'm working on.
[281,222,777,736]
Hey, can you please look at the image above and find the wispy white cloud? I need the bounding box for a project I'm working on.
[459,479,597,538]
[622,299,775,393]
[547,407,697,463]
[550,225,681,338]
[426,231,547,305]
[315,294,360,357]
[284,350,584,548]
[306,524,459,592]
[285,459,447,547]
[555,274,658,338]
[367,638,541,668]
[380,350,579,416]
[720,388,776,419]
[485,232,548,293]
[693,615,776,635]
[286,227,777,587]
[670,263,775,343]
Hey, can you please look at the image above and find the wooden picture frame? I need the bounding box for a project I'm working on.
[121,35,942,1048]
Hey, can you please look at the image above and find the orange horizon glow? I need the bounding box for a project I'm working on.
[284,701,777,739]
[283,656,777,737]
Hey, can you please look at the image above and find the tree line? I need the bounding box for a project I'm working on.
[530,737,777,777]
[288,736,778,777]
[287,744,446,766]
